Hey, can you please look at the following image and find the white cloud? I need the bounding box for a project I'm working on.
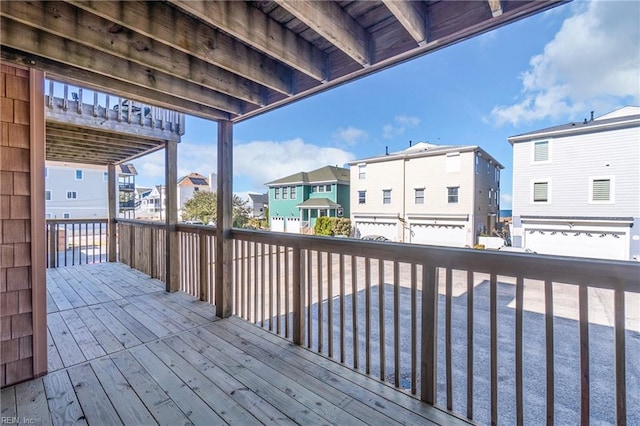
[333,126,368,146]
[382,115,421,139]
[234,138,355,188]
[491,0,640,127]
[500,193,513,206]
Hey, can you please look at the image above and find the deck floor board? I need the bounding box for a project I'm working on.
[0,263,467,426]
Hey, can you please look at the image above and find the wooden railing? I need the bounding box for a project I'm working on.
[45,79,185,135]
[117,222,639,425]
[45,219,109,268]
[117,219,166,282]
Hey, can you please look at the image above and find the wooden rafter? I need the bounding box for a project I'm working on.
[274,0,371,67]
[488,0,503,17]
[381,0,428,45]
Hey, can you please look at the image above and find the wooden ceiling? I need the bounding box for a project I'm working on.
[1,0,568,124]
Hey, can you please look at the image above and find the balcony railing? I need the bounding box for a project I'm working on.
[116,220,639,424]
[46,219,109,268]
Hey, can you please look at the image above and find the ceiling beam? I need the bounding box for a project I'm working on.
[381,0,427,45]
[1,1,267,106]
[488,0,503,17]
[274,0,371,67]
[0,18,245,116]
[66,0,294,95]
[45,128,160,150]
[170,0,328,82]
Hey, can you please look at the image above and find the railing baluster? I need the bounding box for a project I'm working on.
[515,276,524,426]
[545,279,554,425]
[276,245,281,335]
[379,260,386,381]
[328,252,333,358]
[62,84,68,110]
[578,285,589,425]
[284,247,290,338]
[446,268,453,411]
[63,225,68,267]
[411,263,417,394]
[421,264,438,404]
[292,247,304,346]
[614,288,626,424]
[318,251,323,354]
[467,270,475,420]
[261,243,266,327]
[254,242,258,324]
[490,273,498,425]
[394,260,400,387]
[200,232,207,302]
[92,222,96,263]
[365,257,371,375]
[76,88,83,114]
[340,254,345,364]
[268,244,273,331]
[307,250,313,348]
[352,255,359,369]
[93,91,98,116]
[47,80,54,108]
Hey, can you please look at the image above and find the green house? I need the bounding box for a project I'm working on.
[266,166,350,233]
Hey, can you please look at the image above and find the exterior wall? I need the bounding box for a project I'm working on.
[472,153,501,237]
[512,126,639,217]
[511,123,640,260]
[350,149,499,245]
[1,64,46,387]
[336,183,350,217]
[177,184,210,220]
[268,184,303,228]
[45,162,108,219]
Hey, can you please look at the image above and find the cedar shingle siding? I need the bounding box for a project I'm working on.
[0,63,34,386]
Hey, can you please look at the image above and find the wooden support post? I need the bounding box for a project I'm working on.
[421,264,438,404]
[215,120,233,317]
[107,164,117,262]
[165,140,179,292]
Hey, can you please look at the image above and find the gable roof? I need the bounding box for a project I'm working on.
[267,166,350,186]
[177,172,210,187]
[509,106,640,143]
[350,142,505,169]
[248,193,268,205]
[296,198,341,209]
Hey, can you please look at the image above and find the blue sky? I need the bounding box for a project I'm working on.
[132,0,640,209]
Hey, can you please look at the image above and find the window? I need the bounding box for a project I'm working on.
[358,190,366,204]
[382,189,391,204]
[319,209,327,217]
[103,171,108,182]
[194,187,199,192]
[45,190,52,201]
[533,182,549,203]
[486,162,491,173]
[446,153,460,173]
[274,187,280,199]
[45,213,52,219]
[282,187,288,199]
[75,169,83,180]
[534,141,549,162]
[488,188,493,205]
[45,167,48,178]
[590,178,613,202]
[63,213,70,219]
[325,185,332,192]
[358,164,366,179]
[415,188,424,204]
[290,186,296,200]
[495,167,500,182]
[475,155,480,174]
[66,190,78,200]
[447,187,459,203]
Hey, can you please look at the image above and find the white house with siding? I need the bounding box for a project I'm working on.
[509,106,640,261]
[349,142,503,247]
[45,161,108,219]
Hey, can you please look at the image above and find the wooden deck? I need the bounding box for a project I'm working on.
[1,263,467,425]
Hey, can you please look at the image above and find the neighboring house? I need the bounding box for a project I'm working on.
[45,161,136,219]
[135,185,166,220]
[267,166,350,233]
[349,142,503,246]
[118,163,137,218]
[177,172,211,220]
[509,106,640,261]
[247,193,269,219]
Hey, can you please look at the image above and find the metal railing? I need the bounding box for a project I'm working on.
[45,219,109,268]
[117,222,640,424]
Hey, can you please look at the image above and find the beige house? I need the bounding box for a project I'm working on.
[349,142,503,246]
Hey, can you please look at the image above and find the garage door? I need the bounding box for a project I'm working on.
[524,228,627,260]
[271,217,284,232]
[410,224,466,247]
[356,222,397,241]
[286,217,301,234]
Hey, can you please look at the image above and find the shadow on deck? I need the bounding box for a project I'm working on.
[0,263,467,425]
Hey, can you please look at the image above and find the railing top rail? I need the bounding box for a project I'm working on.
[115,218,165,229]
[46,218,108,224]
[176,224,217,235]
[231,229,640,292]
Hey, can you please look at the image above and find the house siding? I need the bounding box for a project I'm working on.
[1,64,46,387]
[512,126,639,217]
[45,162,108,219]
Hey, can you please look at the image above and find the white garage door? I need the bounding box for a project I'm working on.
[356,222,397,241]
[286,217,301,234]
[524,229,627,260]
[271,217,284,232]
[410,224,466,247]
